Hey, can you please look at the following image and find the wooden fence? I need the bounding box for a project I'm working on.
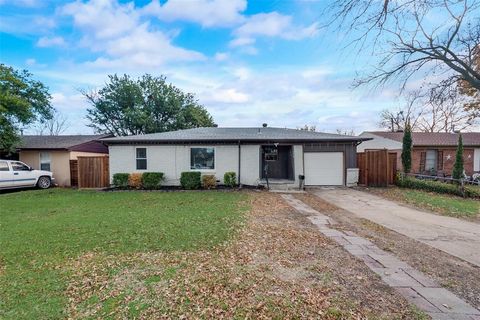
[357,150,397,187]
[71,156,109,188]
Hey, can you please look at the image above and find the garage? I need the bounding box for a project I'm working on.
[304,152,344,186]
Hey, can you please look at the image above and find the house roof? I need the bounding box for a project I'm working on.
[17,135,110,150]
[365,131,480,147]
[102,127,369,144]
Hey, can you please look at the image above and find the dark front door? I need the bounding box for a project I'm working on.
[261,145,293,180]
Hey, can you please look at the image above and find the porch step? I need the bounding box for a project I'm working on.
[258,180,301,191]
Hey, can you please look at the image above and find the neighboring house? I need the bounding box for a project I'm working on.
[358,131,480,176]
[102,127,369,188]
[13,135,110,186]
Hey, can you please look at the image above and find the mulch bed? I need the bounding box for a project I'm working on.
[64,191,424,319]
[297,192,480,311]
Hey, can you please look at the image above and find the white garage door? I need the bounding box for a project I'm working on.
[304,152,344,186]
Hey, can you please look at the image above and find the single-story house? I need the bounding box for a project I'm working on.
[102,127,369,188]
[12,135,110,186]
[358,131,480,176]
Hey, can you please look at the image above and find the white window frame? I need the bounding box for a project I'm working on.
[190,146,216,171]
[136,147,147,170]
[39,152,51,171]
[425,150,437,171]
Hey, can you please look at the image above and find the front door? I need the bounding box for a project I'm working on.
[11,161,37,187]
[261,145,293,180]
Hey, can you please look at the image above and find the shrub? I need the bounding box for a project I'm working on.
[142,172,165,189]
[395,174,480,199]
[401,123,412,173]
[180,171,201,189]
[112,173,129,188]
[202,174,217,189]
[128,173,143,189]
[224,172,237,188]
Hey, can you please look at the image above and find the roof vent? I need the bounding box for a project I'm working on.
[262,123,268,127]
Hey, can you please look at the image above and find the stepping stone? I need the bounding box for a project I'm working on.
[371,268,423,288]
[368,253,410,269]
[402,268,439,288]
[413,287,480,315]
[396,287,441,313]
[343,236,373,246]
[343,244,367,256]
[428,313,480,320]
[330,236,350,245]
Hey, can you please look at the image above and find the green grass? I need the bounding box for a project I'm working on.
[0,189,247,319]
[392,189,479,218]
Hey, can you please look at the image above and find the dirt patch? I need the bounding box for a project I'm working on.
[64,191,424,319]
[297,192,480,311]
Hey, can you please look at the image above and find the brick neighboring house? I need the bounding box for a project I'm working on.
[358,131,480,176]
[1,135,110,186]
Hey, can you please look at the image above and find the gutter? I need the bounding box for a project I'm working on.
[238,140,241,187]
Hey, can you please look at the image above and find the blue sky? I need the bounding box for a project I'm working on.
[0,0,401,134]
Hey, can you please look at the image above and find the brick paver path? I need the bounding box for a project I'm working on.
[281,194,480,320]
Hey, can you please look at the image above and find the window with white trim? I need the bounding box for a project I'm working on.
[425,150,437,171]
[40,152,51,171]
[136,148,147,170]
[190,147,215,170]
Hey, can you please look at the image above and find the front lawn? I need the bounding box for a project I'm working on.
[368,187,480,220]
[0,189,247,319]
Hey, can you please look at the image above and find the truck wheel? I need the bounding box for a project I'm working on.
[37,176,51,189]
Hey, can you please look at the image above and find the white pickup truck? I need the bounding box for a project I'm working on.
[0,160,55,190]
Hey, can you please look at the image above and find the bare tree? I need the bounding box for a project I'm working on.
[35,111,69,135]
[298,125,317,132]
[326,0,480,101]
[379,90,425,131]
[379,87,477,132]
[335,128,356,135]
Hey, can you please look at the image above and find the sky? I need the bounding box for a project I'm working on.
[0,0,403,135]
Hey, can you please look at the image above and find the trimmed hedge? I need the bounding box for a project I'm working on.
[224,172,237,188]
[202,174,217,189]
[112,173,129,188]
[180,171,202,189]
[396,175,480,199]
[142,172,165,189]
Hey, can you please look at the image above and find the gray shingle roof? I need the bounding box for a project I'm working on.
[101,127,368,143]
[18,135,110,150]
[366,131,480,147]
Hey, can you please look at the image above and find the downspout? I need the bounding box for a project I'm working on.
[238,140,241,187]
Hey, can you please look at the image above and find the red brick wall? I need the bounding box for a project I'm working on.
[412,148,474,176]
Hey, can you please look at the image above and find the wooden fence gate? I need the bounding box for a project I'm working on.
[357,150,397,187]
[73,156,109,188]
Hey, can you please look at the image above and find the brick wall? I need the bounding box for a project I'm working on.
[412,148,474,176]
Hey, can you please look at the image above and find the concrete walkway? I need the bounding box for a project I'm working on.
[281,194,480,320]
[313,188,480,267]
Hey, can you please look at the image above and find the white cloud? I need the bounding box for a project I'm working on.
[61,0,204,68]
[62,0,139,40]
[0,0,43,7]
[229,37,255,48]
[37,36,66,47]
[214,52,229,61]
[206,88,249,104]
[25,58,36,66]
[141,0,246,27]
[232,12,319,47]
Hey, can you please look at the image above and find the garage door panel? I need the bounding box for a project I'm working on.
[304,152,343,186]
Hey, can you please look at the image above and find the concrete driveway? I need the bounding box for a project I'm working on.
[314,188,480,267]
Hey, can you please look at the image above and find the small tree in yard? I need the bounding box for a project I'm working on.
[452,134,464,180]
[401,123,412,173]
